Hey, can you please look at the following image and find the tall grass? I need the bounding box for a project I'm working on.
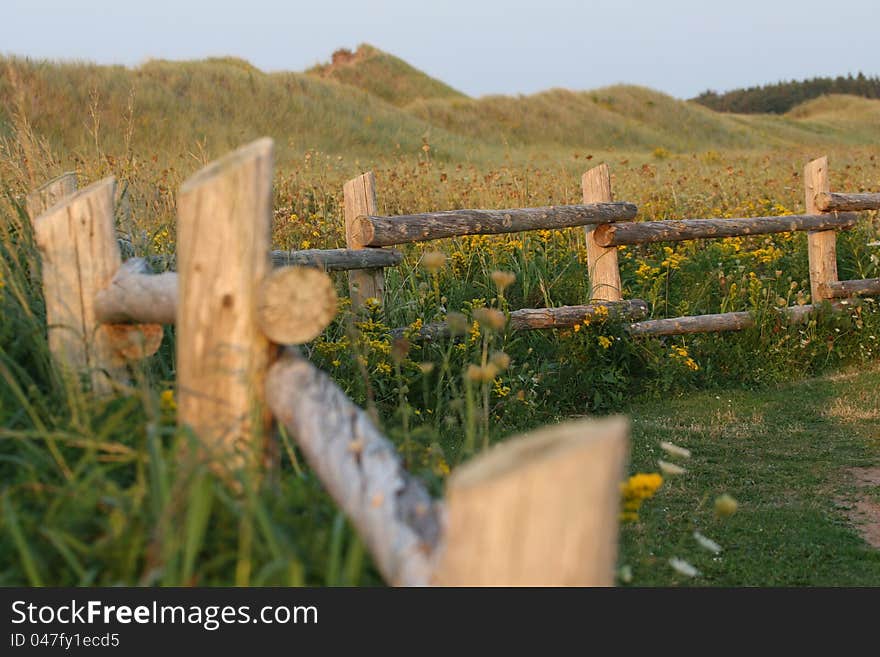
[2,55,880,585]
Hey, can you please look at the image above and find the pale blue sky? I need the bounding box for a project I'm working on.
[1,0,876,98]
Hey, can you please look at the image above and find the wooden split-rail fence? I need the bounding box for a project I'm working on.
[24,138,880,586]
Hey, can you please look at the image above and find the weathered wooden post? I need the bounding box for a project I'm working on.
[805,156,839,303]
[343,172,385,309]
[433,416,628,586]
[25,172,78,289]
[33,177,160,393]
[26,172,77,224]
[583,164,623,302]
[176,138,275,477]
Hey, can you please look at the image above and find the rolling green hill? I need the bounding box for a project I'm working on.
[3,46,880,165]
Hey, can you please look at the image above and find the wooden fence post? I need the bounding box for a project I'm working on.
[343,173,384,309]
[583,164,622,302]
[433,416,629,586]
[176,138,275,477]
[26,172,78,223]
[805,156,838,303]
[33,177,134,393]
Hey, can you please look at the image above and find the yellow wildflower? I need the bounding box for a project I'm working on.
[715,494,739,518]
[619,472,663,521]
[433,458,451,477]
[160,389,176,412]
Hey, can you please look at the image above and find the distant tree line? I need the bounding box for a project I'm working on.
[692,73,880,114]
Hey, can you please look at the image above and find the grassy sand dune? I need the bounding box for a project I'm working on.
[4,47,880,167]
[307,44,466,107]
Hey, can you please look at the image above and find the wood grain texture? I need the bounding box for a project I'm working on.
[628,310,754,336]
[816,191,880,212]
[26,172,77,223]
[34,178,136,393]
[176,138,275,475]
[827,278,880,298]
[433,416,628,586]
[352,202,639,248]
[582,164,622,302]
[343,173,385,308]
[594,213,858,247]
[256,266,338,345]
[265,350,441,586]
[25,173,78,289]
[393,300,648,341]
[628,301,849,337]
[271,247,403,271]
[805,157,838,302]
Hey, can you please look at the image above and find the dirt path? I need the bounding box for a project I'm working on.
[843,467,880,549]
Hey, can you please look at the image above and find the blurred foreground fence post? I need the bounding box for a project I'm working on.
[804,156,839,302]
[433,416,629,586]
[33,177,161,393]
[26,172,77,224]
[25,172,78,289]
[582,163,622,302]
[343,172,385,309]
[176,138,277,478]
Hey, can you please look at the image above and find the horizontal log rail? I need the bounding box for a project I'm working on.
[816,192,880,212]
[266,350,441,586]
[393,300,648,341]
[94,257,340,329]
[827,278,880,298]
[147,247,403,273]
[94,258,177,324]
[594,213,859,247]
[627,301,850,337]
[351,203,638,248]
[271,247,402,270]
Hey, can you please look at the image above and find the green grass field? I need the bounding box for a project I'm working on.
[2,48,880,586]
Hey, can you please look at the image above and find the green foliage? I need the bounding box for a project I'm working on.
[694,72,880,114]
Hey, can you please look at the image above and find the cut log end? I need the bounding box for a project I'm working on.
[104,323,164,365]
[350,216,376,250]
[257,266,338,345]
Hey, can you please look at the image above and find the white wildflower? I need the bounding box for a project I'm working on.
[693,531,722,555]
[658,459,687,476]
[660,441,692,459]
[669,557,700,578]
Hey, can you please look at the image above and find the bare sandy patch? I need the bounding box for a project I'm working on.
[841,467,880,549]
